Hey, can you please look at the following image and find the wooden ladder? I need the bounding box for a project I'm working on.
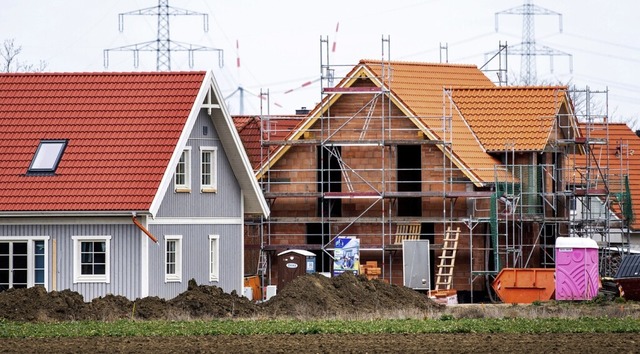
[435,226,460,291]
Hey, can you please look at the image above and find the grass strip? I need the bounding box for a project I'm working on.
[1,317,640,338]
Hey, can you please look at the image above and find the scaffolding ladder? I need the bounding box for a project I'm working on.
[257,249,268,275]
[435,226,460,291]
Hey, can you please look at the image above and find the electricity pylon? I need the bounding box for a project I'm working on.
[104,0,223,71]
[496,0,572,84]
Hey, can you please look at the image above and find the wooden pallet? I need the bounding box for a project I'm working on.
[435,226,460,291]
[394,224,421,244]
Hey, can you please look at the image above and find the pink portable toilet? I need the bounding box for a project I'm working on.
[555,237,600,301]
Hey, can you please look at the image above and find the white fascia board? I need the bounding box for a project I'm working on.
[147,217,243,225]
[0,215,142,225]
[206,71,270,218]
[149,72,211,218]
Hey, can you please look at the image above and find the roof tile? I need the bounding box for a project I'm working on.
[361,60,504,184]
[0,71,206,212]
[452,87,567,152]
[578,123,640,230]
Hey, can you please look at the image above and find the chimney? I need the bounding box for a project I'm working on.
[295,107,310,115]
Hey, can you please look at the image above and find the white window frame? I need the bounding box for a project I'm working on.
[174,147,192,192]
[72,235,111,283]
[200,146,218,193]
[164,235,182,283]
[209,234,219,282]
[0,236,50,291]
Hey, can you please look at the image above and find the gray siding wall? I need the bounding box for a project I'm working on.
[149,109,245,299]
[0,112,248,301]
[148,224,243,299]
[156,110,242,218]
[0,223,141,301]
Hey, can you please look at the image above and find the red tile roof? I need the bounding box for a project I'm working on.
[452,87,569,152]
[0,71,206,212]
[233,115,305,171]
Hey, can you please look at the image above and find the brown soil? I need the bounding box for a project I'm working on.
[0,273,440,322]
[2,333,639,353]
[1,272,638,353]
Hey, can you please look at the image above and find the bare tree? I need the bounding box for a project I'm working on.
[1,39,47,72]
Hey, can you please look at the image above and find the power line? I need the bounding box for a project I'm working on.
[563,32,640,53]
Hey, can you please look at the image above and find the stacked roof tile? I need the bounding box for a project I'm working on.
[0,71,206,212]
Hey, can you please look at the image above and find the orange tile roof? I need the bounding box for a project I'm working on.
[452,87,569,152]
[360,60,506,184]
[0,71,206,212]
[579,123,640,230]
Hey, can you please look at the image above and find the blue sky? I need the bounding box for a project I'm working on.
[1,0,638,128]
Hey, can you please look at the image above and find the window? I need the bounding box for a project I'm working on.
[72,236,110,283]
[209,235,219,282]
[200,146,217,192]
[34,240,45,287]
[175,147,191,192]
[0,238,49,292]
[164,235,182,282]
[28,140,67,174]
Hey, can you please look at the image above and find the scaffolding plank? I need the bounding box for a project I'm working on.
[574,188,608,196]
[445,191,494,198]
[324,191,381,199]
[573,137,607,145]
[384,191,448,198]
[264,192,321,198]
[323,87,383,93]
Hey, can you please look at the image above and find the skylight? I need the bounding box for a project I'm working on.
[28,140,67,174]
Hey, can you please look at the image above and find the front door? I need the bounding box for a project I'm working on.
[0,240,46,292]
[278,253,305,290]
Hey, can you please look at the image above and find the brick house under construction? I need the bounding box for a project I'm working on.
[235,59,634,302]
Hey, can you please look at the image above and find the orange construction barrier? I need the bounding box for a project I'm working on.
[492,268,555,304]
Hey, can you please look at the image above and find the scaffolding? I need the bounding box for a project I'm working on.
[563,87,632,276]
[253,39,631,301]
[256,37,463,289]
[466,87,632,302]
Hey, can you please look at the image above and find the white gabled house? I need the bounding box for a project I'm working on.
[0,71,268,300]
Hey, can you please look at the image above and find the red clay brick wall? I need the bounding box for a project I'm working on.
[261,79,495,292]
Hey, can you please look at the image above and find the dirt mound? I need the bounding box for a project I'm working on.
[0,275,440,322]
[88,294,132,321]
[168,279,259,319]
[0,279,259,322]
[0,286,88,322]
[260,272,441,318]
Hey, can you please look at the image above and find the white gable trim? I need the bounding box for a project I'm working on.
[206,72,270,217]
[256,63,489,187]
[149,72,213,217]
[149,71,269,218]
